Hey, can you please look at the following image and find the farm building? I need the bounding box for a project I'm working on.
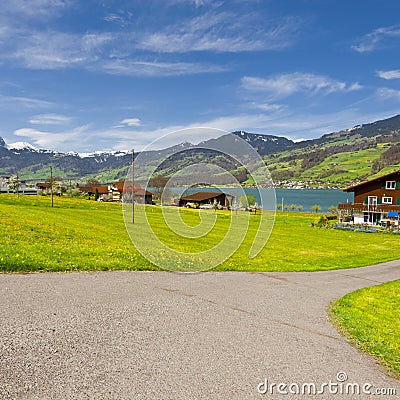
[76,181,153,204]
[113,180,153,204]
[338,170,400,226]
[179,191,233,208]
[77,185,110,196]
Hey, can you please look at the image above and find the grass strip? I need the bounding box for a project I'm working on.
[330,281,400,378]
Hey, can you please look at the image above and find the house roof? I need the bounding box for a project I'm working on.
[135,189,152,196]
[77,185,109,194]
[180,191,227,202]
[36,182,51,189]
[114,180,142,193]
[343,170,400,192]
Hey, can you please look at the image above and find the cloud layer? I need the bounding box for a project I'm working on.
[242,73,362,99]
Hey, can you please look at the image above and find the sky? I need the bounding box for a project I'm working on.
[0,0,400,153]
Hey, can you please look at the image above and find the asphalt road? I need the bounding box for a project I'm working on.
[1,261,399,400]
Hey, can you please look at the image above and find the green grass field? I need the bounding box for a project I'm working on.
[331,281,400,378]
[1,194,400,272]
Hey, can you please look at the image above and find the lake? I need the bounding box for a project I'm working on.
[173,187,354,212]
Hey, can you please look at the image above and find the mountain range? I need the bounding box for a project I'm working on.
[1,114,400,187]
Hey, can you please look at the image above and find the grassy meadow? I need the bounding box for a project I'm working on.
[331,280,400,378]
[1,194,400,272]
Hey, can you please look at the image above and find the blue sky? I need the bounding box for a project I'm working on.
[1,0,400,152]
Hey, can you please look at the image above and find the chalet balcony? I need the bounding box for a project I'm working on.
[338,203,400,212]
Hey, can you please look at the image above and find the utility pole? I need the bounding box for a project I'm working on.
[132,149,135,224]
[50,166,54,208]
[16,172,20,199]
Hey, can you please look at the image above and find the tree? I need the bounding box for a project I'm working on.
[297,205,303,212]
[276,204,282,211]
[328,205,337,214]
[238,194,257,208]
[94,188,100,201]
[7,174,20,194]
[290,204,297,212]
[86,178,100,186]
[45,176,62,195]
[149,174,170,202]
[311,204,321,213]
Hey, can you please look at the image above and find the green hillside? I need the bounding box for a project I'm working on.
[266,136,400,187]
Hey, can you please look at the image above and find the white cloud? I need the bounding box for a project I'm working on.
[1,25,228,76]
[119,118,142,127]
[29,113,72,125]
[377,87,400,100]
[13,125,91,149]
[352,24,400,53]
[104,10,134,26]
[377,69,400,80]
[0,0,73,18]
[166,0,216,7]
[0,3,296,77]
[100,59,228,76]
[137,12,299,53]
[251,103,285,112]
[242,73,362,99]
[10,31,115,70]
[0,94,52,108]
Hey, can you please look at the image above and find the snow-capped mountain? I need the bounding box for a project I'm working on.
[0,130,295,178]
[1,114,399,179]
[7,141,40,151]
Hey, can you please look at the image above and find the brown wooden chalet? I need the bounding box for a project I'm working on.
[179,191,233,208]
[338,170,400,225]
[77,185,109,196]
[76,181,152,204]
[113,180,153,204]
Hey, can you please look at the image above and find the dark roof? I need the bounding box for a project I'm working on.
[180,191,227,202]
[36,182,51,189]
[343,170,400,192]
[135,189,152,196]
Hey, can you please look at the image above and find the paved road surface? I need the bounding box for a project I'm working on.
[1,261,399,399]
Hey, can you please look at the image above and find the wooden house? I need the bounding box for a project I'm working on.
[77,185,109,196]
[338,170,400,225]
[113,180,153,204]
[179,191,233,208]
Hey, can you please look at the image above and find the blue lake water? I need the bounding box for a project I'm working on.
[174,187,354,212]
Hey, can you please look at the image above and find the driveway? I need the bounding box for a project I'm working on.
[1,261,399,399]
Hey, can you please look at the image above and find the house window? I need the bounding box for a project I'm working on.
[386,181,396,190]
[382,197,393,204]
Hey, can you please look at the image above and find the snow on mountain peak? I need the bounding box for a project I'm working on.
[7,141,40,151]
